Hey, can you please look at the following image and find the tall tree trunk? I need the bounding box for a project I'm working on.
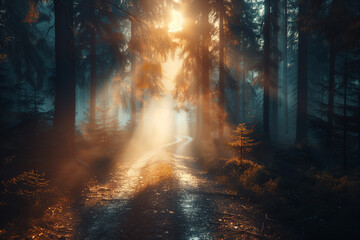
[34,85,37,119]
[327,38,336,147]
[53,0,75,156]
[16,74,22,112]
[201,4,211,140]
[130,20,137,127]
[358,83,360,154]
[234,53,240,124]
[321,56,325,110]
[263,0,271,140]
[296,0,308,144]
[196,76,201,140]
[242,60,246,122]
[89,18,96,127]
[218,0,225,138]
[272,0,279,141]
[196,42,202,140]
[283,0,288,136]
[342,55,347,169]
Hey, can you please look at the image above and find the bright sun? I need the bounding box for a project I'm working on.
[168,9,184,32]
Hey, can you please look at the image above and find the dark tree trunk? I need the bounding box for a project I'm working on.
[283,0,288,136]
[16,73,22,112]
[242,60,246,122]
[201,4,211,140]
[327,38,336,147]
[321,56,325,110]
[263,0,271,140]
[234,53,240,124]
[53,0,76,156]
[296,0,308,144]
[130,20,138,126]
[89,20,96,127]
[358,85,360,154]
[196,76,201,140]
[196,42,202,140]
[272,0,279,141]
[358,83,360,154]
[342,56,348,170]
[218,1,225,138]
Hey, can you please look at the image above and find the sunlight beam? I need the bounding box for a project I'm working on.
[168,9,184,32]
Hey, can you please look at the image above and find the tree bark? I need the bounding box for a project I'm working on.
[272,0,279,141]
[196,42,202,140]
[342,55,347,169]
[218,0,225,138]
[295,0,308,144]
[196,74,201,140]
[326,38,336,147]
[242,60,246,122]
[263,0,271,140]
[234,53,240,124]
[358,84,360,155]
[283,0,288,136]
[89,15,96,127]
[53,0,76,156]
[201,4,211,140]
[130,20,138,127]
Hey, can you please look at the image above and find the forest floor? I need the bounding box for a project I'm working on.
[198,141,360,240]
[1,136,296,239]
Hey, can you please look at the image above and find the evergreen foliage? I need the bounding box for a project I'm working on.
[228,123,257,162]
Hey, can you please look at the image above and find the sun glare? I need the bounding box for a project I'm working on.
[162,49,182,92]
[168,9,184,32]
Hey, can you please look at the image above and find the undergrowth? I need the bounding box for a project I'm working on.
[196,123,360,239]
[224,157,279,198]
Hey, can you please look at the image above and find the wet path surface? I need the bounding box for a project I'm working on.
[37,137,293,239]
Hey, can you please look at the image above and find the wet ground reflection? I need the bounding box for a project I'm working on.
[25,136,293,239]
[173,137,213,240]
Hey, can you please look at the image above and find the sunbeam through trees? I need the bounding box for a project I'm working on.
[0,0,359,239]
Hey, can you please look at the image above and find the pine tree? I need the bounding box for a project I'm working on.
[95,100,119,152]
[83,98,119,154]
[228,123,257,163]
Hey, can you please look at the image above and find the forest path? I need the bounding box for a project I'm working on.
[72,136,291,239]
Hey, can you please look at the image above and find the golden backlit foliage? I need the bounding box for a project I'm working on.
[311,169,360,202]
[223,124,277,196]
[25,196,78,239]
[136,61,164,97]
[147,27,177,61]
[2,170,51,204]
[228,123,258,162]
[0,169,79,239]
[224,158,279,196]
[173,46,201,109]
[128,23,176,61]
[173,70,197,110]
[24,1,39,24]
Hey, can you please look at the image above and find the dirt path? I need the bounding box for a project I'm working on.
[70,137,294,239]
[27,137,294,239]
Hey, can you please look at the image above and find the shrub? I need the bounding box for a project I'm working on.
[313,170,360,202]
[2,170,53,207]
[225,157,278,196]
